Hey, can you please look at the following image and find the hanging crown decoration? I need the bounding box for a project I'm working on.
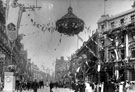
[56,6,84,36]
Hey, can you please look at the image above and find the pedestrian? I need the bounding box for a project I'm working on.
[49,82,53,92]
[32,79,39,92]
[17,80,23,92]
[85,82,92,92]
[15,80,19,92]
[27,81,31,91]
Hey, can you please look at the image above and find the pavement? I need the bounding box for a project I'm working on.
[0,86,74,92]
[52,88,74,92]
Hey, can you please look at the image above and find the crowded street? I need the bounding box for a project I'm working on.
[1,0,135,92]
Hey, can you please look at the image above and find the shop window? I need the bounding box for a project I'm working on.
[120,18,124,25]
[101,24,105,30]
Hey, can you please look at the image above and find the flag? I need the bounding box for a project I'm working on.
[6,0,23,42]
[90,33,103,50]
[37,24,40,28]
[17,6,23,31]
[6,0,20,27]
[77,35,96,57]
[104,34,112,47]
[77,35,84,42]
[97,64,101,72]
[6,0,10,21]
[76,67,80,73]
[31,19,33,22]
[114,49,118,61]
[115,70,119,80]
[33,22,36,26]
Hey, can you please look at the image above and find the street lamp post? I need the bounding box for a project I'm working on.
[97,60,101,92]
[81,54,87,82]
[0,52,5,81]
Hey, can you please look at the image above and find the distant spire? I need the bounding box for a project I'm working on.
[132,1,135,8]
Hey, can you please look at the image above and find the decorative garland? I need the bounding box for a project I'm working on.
[25,13,93,51]
[29,14,55,34]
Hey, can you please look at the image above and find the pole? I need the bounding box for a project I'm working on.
[97,30,101,92]
[36,0,37,7]
[77,36,79,49]
[11,42,13,65]
[83,60,85,82]
[125,33,129,62]
[104,0,105,15]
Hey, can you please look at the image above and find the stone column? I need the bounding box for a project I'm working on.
[125,33,130,81]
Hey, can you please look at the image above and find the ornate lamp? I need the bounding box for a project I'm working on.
[56,6,84,36]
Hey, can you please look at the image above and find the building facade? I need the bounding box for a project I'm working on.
[69,32,99,83]
[0,0,29,82]
[31,62,43,81]
[68,3,135,86]
[55,56,70,83]
[97,5,135,81]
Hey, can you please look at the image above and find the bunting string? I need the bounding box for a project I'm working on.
[27,12,56,34]
[23,10,93,51]
[54,34,62,51]
[77,31,104,58]
[23,31,42,37]
[27,12,91,37]
[90,36,104,50]
[77,35,96,58]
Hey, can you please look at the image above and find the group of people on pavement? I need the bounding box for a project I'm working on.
[49,81,97,92]
[49,81,69,92]
[70,80,95,92]
[15,79,44,92]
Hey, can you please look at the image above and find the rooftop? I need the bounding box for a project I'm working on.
[98,8,135,23]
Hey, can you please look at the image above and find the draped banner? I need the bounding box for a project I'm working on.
[6,0,23,42]
[115,70,119,80]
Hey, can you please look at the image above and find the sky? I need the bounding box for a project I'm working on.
[3,0,134,73]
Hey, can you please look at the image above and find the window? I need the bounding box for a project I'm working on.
[120,49,125,59]
[121,35,125,44]
[131,15,135,23]
[111,21,115,28]
[101,24,105,30]
[120,18,124,25]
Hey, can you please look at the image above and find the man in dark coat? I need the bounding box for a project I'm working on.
[49,82,54,92]
[32,80,39,92]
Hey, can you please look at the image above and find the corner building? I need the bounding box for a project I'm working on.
[97,6,135,81]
